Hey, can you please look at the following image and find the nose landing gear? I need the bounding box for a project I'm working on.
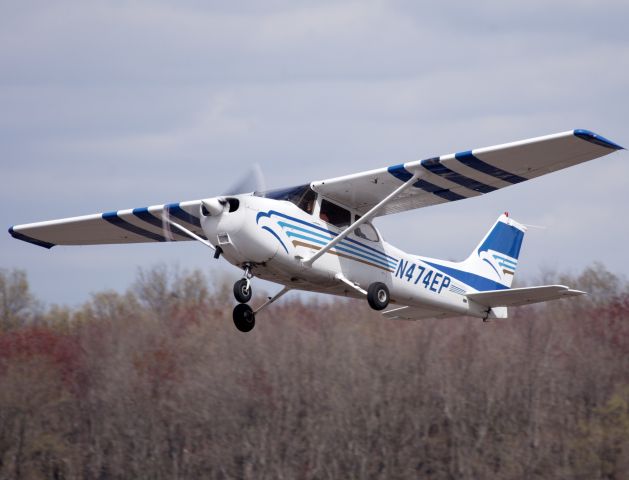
[232,264,255,331]
[231,264,291,332]
[233,264,253,303]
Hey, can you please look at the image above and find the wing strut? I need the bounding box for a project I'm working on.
[253,286,291,314]
[303,172,418,267]
[334,272,367,295]
[162,215,215,251]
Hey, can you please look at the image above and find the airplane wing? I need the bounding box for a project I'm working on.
[9,200,207,249]
[9,129,623,249]
[466,285,585,308]
[311,129,623,216]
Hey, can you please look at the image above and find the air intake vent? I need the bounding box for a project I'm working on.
[227,198,240,212]
[217,232,231,245]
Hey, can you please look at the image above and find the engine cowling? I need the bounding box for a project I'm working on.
[200,195,279,264]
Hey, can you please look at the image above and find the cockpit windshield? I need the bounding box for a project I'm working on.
[255,184,316,215]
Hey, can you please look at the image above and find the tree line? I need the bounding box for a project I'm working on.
[0,264,627,479]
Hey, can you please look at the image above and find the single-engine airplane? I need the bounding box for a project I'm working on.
[9,129,624,332]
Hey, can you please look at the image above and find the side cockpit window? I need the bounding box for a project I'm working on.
[256,184,316,215]
[296,187,316,214]
[319,199,351,228]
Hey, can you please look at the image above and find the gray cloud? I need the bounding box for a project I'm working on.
[1,0,627,304]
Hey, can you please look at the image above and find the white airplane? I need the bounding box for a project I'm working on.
[9,129,624,332]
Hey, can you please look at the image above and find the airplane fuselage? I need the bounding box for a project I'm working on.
[201,194,489,319]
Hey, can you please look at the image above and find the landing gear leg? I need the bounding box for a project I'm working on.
[233,264,253,303]
[253,286,291,314]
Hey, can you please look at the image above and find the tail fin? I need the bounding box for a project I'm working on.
[460,213,526,289]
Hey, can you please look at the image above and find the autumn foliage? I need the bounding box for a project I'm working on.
[0,265,627,479]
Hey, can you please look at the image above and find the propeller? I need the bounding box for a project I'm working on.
[161,163,266,244]
[201,163,266,216]
[222,163,266,196]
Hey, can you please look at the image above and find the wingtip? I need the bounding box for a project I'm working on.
[574,129,624,150]
[9,225,55,249]
[558,287,587,298]
[566,289,587,296]
[8,226,19,240]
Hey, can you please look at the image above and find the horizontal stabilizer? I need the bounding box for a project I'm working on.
[466,285,585,308]
[383,305,456,321]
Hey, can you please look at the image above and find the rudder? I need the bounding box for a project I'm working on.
[460,213,526,289]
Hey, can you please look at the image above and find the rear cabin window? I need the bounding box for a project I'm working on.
[256,184,316,214]
[319,199,351,228]
[354,215,379,242]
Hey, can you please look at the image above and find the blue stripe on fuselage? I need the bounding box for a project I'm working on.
[286,231,394,270]
[256,210,398,263]
[277,221,397,268]
[262,226,288,253]
[424,261,508,292]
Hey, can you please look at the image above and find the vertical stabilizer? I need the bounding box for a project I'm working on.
[460,213,526,289]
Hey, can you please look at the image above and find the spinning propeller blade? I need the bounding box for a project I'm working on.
[160,163,266,244]
[222,163,266,196]
[161,207,175,242]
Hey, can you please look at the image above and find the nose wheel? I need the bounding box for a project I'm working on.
[233,264,254,303]
[233,278,252,303]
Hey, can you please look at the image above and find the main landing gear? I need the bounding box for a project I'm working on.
[334,273,390,312]
[367,282,390,310]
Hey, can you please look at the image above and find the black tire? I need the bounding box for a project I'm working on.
[367,282,390,310]
[233,278,252,303]
[233,304,256,332]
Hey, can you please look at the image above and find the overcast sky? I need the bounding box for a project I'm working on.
[1,0,627,306]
